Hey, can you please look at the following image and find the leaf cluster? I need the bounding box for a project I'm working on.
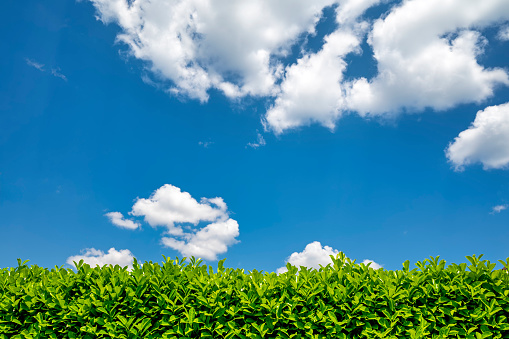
[0,254,508,338]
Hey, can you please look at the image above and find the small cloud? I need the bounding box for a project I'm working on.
[199,141,214,148]
[105,211,141,230]
[25,58,44,71]
[445,102,509,171]
[247,132,266,149]
[51,68,67,81]
[65,247,137,272]
[141,74,162,88]
[498,26,509,41]
[491,204,508,214]
[275,241,383,276]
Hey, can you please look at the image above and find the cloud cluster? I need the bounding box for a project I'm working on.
[66,241,382,275]
[88,0,341,102]
[446,102,509,171]
[66,184,240,271]
[87,0,509,171]
[346,0,509,116]
[76,1,509,273]
[88,0,509,130]
[275,241,382,276]
[67,185,383,275]
[104,184,240,262]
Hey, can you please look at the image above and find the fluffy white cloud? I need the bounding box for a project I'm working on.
[88,0,340,101]
[105,211,140,230]
[345,0,509,116]
[445,102,509,171]
[263,0,383,133]
[88,0,509,134]
[66,247,137,272]
[88,0,382,133]
[161,218,240,262]
[128,184,239,261]
[335,0,381,25]
[68,184,238,271]
[131,184,228,228]
[491,204,508,214]
[275,241,382,276]
[265,25,365,133]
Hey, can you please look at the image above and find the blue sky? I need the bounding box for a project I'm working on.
[1,0,509,276]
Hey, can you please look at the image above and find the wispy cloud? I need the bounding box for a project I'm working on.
[498,26,509,41]
[141,74,163,89]
[247,132,266,149]
[491,204,508,214]
[25,57,67,81]
[25,58,44,71]
[51,68,67,81]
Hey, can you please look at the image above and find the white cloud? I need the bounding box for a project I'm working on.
[345,0,509,117]
[128,184,239,261]
[66,247,137,272]
[25,58,45,71]
[105,211,140,230]
[335,0,382,25]
[263,0,382,134]
[67,184,238,271]
[88,0,386,133]
[87,0,509,135]
[265,24,365,134]
[130,184,228,228]
[88,0,340,101]
[160,218,240,262]
[491,204,508,214]
[446,102,509,171]
[247,132,266,148]
[275,241,382,276]
[498,25,509,41]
